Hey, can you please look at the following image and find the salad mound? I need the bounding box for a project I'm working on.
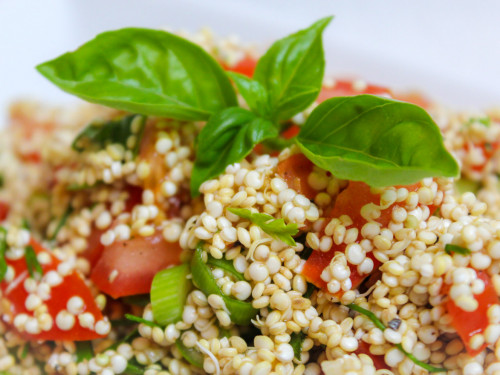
[0,17,500,375]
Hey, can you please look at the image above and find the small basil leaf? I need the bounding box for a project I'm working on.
[290,332,305,360]
[191,107,278,196]
[72,114,146,156]
[0,227,7,282]
[37,28,237,121]
[253,16,332,122]
[227,72,270,117]
[228,208,298,246]
[75,341,94,363]
[297,95,460,187]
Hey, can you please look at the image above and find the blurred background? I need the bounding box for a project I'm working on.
[1,0,499,122]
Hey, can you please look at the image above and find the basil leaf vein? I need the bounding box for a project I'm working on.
[190,107,278,196]
[253,16,332,121]
[37,28,237,121]
[297,95,459,187]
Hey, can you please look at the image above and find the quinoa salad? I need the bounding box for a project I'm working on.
[1,17,500,375]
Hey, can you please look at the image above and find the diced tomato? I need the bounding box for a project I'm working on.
[277,153,317,200]
[20,151,42,164]
[302,179,423,295]
[1,240,105,341]
[464,141,500,173]
[0,202,9,222]
[222,56,257,78]
[90,231,182,299]
[356,341,388,370]
[446,271,499,356]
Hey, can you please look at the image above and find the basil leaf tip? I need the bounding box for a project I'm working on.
[37,28,237,121]
[444,244,471,255]
[297,95,460,187]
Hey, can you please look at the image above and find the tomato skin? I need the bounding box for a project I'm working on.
[277,154,317,200]
[356,341,388,370]
[1,240,105,341]
[0,202,9,222]
[464,141,500,173]
[91,232,182,299]
[446,271,499,356]
[302,180,423,295]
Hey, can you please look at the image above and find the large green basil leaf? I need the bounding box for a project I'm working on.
[297,95,460,187]
[191,107,278,196]
[37,28,237,121]
[253,16,332,122]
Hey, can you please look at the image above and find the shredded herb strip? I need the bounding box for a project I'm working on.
[176,339,204,368]
[24,245,43,278]
[228,208,298,246]
[50,205,73,241]
[0,227,7,282]
[206,256,246,281]
[290,331,306,360]
[0,173,4,189]
[124,314,162,328]
[75,341,94,363]
[347,304,447,373]
[444,244,471,256]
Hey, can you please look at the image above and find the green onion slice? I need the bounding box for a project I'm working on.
[151,264,191,326]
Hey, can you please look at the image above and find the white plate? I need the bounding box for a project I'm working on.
[1,0,499,125]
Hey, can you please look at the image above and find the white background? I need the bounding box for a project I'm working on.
[1,0,499,124]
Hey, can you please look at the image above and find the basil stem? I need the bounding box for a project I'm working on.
[191,245,258,325]
[347,303,447,373]
[124,314,162,329]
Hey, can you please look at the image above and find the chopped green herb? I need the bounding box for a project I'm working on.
[228,208,298,246]
[206,256,245,281]
[50,205,73,241]
[125,363,145,375]
[121,294,150,307]
[124,314,162,328]
[191,245,258,325]
[150,264,191,326]
[347,303,447,373]
[0,174,4,189]
[75,341,94,363]
[21,219,31,231]
[0,227,7,282]
[454,179,481,195]
[66,182,103,191]
[290,331,305,360]
[445,244,471,256]
[175,339,203,368]
[25,245,43,278]
[304,283,316,299]
[466,116,491,127]
[72,114,146,156]
[20,343,29,359]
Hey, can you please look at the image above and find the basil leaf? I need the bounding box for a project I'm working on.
[227,72,270,117]
[50,205,73,241]
[72,114,145,156]
[227,208,298,246]
[206,256,246,282]
[191,107,278,196]
[75,341,94,363]
[37,28,237,121]
[0,174,4,189]
[25,245,43,278]
[253,16,332,122]
[297,95,460,187]
[444,244,471,255]
[175,339,203,368]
